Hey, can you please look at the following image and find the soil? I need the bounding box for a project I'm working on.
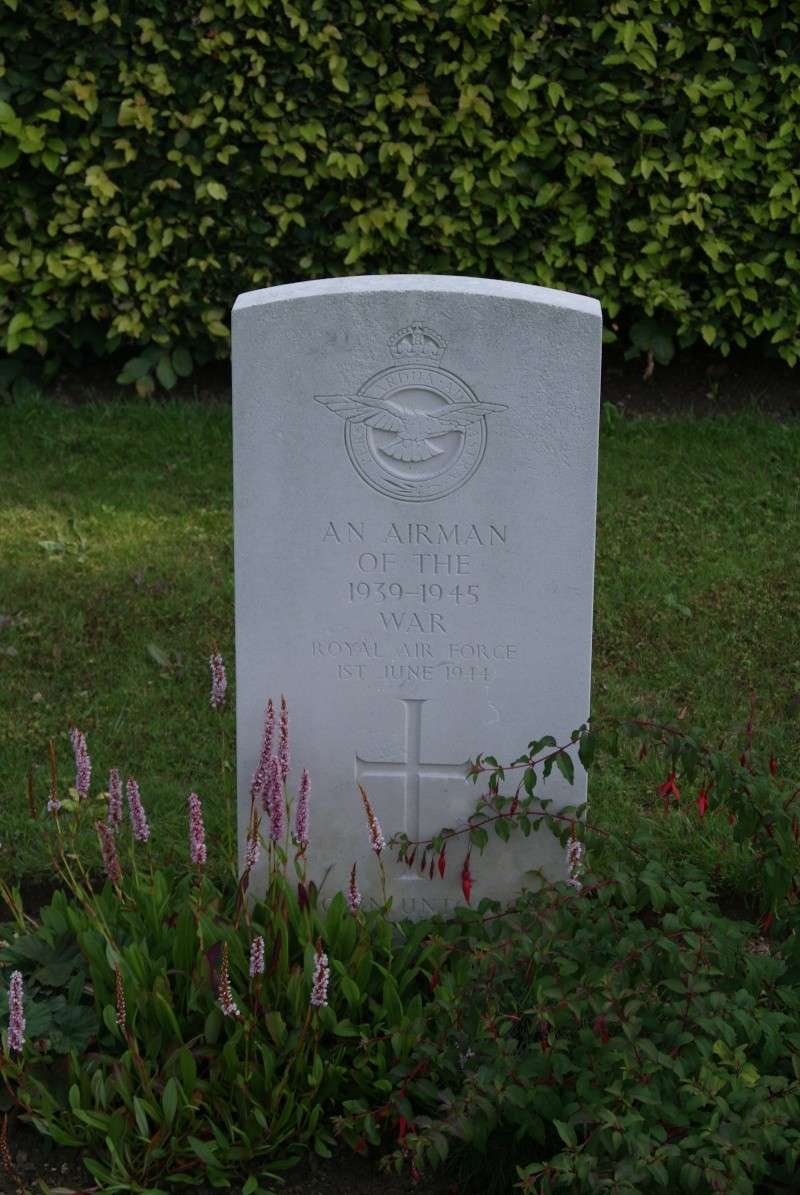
[39,343,800,420]
[599,343,799,420]
[0,1120,452,1195]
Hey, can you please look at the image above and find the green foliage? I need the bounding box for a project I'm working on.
[1,0,799,392]
[354,715,800,1193]
[3,689,800,1191]
[0,833,438,1188]
[363,872,800,1194]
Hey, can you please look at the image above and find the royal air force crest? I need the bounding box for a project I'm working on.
[314,325,507,501]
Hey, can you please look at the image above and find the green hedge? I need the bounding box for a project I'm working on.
[1,0,799,394]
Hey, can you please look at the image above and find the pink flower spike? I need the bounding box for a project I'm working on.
[96,821,122,886]
[347,863,362,914]
[71,727,91,800]
[250,698,275,805]
[107,767,123,830]
[245,826,261,873]
[126,777,150,843]
[249,936,265,978]
[188,792,207,865]
[216,943,240,1019]
[264,751,282,819]
[294,769,310,850]
[7,971,25,1054]
[358,784,385,855]
[310,946,329,1009]
[209,650,227,711]
[268,757,284,843]
[278,695,290,783]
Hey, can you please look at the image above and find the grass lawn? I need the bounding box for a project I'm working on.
[1,395,799,892]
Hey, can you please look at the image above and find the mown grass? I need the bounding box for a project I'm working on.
[1,396,799,893]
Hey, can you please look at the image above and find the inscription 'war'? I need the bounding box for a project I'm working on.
[322,521,507,546]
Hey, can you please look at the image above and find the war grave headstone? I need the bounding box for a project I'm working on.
[232,275,602,916]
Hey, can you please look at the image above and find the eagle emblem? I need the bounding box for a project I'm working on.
[314,394,508,464]
[315,324,507,501]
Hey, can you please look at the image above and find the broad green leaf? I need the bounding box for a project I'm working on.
[555,751,575,785]
[156,354,177,389]
[554,1119,577,1148]
[171,347,193,376]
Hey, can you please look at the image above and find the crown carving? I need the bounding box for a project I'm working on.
[389,324,446,364]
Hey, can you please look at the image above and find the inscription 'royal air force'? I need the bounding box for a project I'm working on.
[315,508,515,685]
[315,324,507,501]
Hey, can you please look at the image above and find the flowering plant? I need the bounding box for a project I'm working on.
[1,678,799,1194]
[0,676,442,1191]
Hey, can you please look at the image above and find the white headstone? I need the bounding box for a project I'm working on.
[232,275,601,916]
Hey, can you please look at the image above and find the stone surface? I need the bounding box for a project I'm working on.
[232,275,601,916]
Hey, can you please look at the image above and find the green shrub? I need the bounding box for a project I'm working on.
[1,0,799,395]
[2,674,800,1191]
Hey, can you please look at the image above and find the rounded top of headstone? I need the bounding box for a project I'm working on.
[233,274,602,318]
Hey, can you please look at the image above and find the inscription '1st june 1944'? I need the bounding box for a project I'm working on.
[316,519,517,685]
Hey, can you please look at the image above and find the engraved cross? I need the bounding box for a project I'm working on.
[355,698,470,841]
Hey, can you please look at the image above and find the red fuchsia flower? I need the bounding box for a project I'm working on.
[216,943,240,1018]
[347,862,362,913]
[358,784,385,855]
[294,768,310,850]
[96,821,122,886]
[209,650,227,711]
[658,771,681,812]
[70,727,91,800]
[696,789,709,817]
[437,847,446,879]
[188,792,207,865]
[114,964,126,1031]
[310,945,330,1008]
[268,757,284,843]
[278,695,290,784]
[250,698,275,806]
[126,777,150,843]
[593,1014,610,1044]
[6,971,25,1054]
[567,835,584,891]
[249,935,265,978]
[769,754,778,777]
[107,767,123,830]
[461,851,473,904]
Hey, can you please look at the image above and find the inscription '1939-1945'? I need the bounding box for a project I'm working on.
[316,517,516,686]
